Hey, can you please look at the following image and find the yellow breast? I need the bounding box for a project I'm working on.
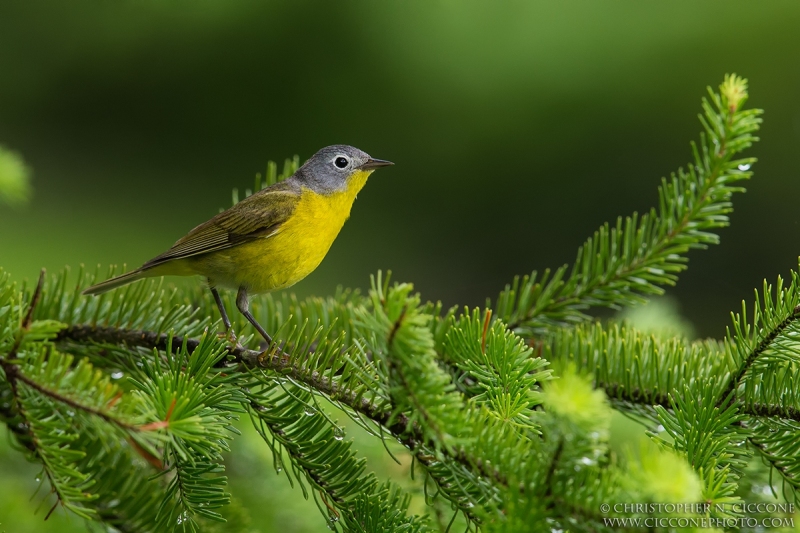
[194,170,371,293]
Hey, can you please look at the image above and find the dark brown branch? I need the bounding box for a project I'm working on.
[58,325,211,360]
[252,393,477,523]
[599,383,672,409]
[23,269,46,330]
[744,402,800,423]
[387,305,407,348]
[56,325,441,451]
[598,372,800,424]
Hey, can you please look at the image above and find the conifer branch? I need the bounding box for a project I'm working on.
[11,379,98,520]
[712,269,800,498]
[57,324,397,428]
[58,324,240,361]
[741,420,800,498]
[0,268,63,467]
[542,437,564,508]
[1,373,57,505]
[745,403,800,423]
[499,74,761,336]
[1,361,136,432]
[601,377,800,424]
[248,397,346,505]
[599,383,671,409]
[602,380,800,423]
[557,352,800,426]
[23,269,46,331]
[748,434,793,483]
[385,305,447,445]
[720,304,800,405]
[3,269,45,364]
[46,277,511,521]
[0,392,35,451]
[246,381,432,531]
[55,323,501,500]
[438,308,548,430]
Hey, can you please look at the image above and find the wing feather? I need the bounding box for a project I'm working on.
[142,182,300,269]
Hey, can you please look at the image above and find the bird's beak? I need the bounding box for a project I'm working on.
[360,158,394,170]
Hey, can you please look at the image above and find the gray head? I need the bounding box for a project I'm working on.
[292,145,393,194]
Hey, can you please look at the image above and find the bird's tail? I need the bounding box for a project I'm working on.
[82,268,149,295]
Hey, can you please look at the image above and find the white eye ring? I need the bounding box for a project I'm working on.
[333,155,350,169]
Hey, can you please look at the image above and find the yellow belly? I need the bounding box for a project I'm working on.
[187,176,368,293]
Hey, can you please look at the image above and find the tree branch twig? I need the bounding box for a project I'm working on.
[55,322,504,506]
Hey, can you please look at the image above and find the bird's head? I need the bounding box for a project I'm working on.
[294,145,393,194]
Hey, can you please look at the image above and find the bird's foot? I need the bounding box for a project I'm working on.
[217,329,243,350]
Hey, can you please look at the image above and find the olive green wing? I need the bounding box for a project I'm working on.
[142,182,300,269]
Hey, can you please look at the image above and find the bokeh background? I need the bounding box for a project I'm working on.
[1,1,800,531]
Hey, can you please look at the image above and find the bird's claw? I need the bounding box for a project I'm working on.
[217,330,244,350]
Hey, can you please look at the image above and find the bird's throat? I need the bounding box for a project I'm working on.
[346,170,372,199]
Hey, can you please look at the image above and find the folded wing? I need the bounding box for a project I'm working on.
[142,181,300,268]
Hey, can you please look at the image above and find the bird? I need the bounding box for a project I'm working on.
[83,145,393,344]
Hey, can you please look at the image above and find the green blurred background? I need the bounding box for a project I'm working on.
[1,1,800,531]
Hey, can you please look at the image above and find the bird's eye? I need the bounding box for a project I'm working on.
[334,156,349,169]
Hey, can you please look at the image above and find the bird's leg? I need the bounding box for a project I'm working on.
[236,287,273,345]
[210,285,237,344]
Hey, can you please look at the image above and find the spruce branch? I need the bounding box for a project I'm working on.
[246,384,430,532]
[13,380,99,520]
[718,268,800,500]
[0,383,35,452]
[0,270,167,522]
[45,270,698,528]
[545,322,731,418]
[744,419,800,501]
[56,320,506,520]
[128,334,247,530]
[54,275,534,524]
[543,260,800,507]
[541,436,564,508]
[1,361,136,432]
[440,308,550,431]
[720,276,800,406]
[498,74,762,337]
[599,383,671,410]
[5,268,48,360]
[356,277,466,451]
[0,270,47,451]
[746,403,800,422]
[56,324,400,436]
